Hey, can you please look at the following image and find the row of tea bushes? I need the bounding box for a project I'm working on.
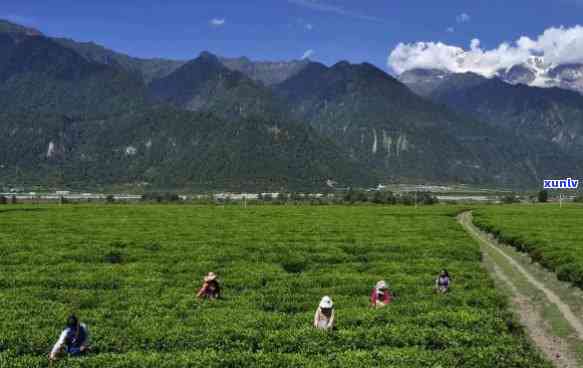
[0,205,551,367]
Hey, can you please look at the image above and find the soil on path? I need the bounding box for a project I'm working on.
[458,211,583,368]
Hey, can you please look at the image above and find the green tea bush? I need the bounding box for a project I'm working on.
[474,204,583,288]
[0,205,550,367]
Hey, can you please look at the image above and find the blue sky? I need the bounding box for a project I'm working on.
[3,0,583,72]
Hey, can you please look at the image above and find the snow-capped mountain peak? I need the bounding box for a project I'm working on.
[492,57,583,93]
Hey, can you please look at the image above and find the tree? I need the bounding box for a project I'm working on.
[538,190,548,203]
[164,193,180,202]
[276,193,289,203]
[398,193,414,206]
[372,191,385,204]
[501,194,520,204]
[344,189,367,203]
[384,191,397,205]
[290,192,302,202]
[106,194,115,203]
[343,188,355,203]
[418,192,439,205]
[141,192,180,203]
[356,191,368,203]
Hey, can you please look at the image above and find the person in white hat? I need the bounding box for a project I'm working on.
[370,280,392,308]
[313,296,335,330]
[196,272,221,299]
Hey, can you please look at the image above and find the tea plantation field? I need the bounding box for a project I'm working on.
[474,204,583,289]
[0,205,549,367]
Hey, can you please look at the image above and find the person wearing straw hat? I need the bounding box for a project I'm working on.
[370,280,392,308]
[197,272,221,300]
[313,296,336,330]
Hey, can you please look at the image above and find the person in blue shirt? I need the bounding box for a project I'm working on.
[49,315,90,362]
[435,269,452,293]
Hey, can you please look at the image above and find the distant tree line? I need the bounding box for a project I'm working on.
[237,190,439,206]
[141,192,181,203]
[0,195,17,205]
[344,189,438,205]
[537,190,583,204]
[501,194,521,204]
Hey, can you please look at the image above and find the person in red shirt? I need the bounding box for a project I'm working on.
[370,280,392,308]
[197,272,221,300]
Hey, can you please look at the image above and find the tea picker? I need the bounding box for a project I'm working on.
[435,269,451,293]
[314,296,336,330]
[48,315,90,362]
[370,280,393,308]
[197,272,221,300]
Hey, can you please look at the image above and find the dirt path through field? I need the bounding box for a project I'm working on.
[458,211,583,368]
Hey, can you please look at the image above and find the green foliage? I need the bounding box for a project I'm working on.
[0,29,578,189]
[103,250,126,264]
[372,191,396,205]
[342,190,436,206]
[501,195,520,204]
[0,19,41,35]
[52,37,185,84]
[0,205,550,367]
[0,36,148,118]
[538,190,548,203]
[343,189,368,203]
[474,205,583,288]
[274,61,580,187]
[148,53,287,121]
[142,192,181,203]
[0,195,6,205]
[398,192,438,206]
[408,70,583,158]
[0,107,374,191]
[574,195,583,203]
[274,193,289,204]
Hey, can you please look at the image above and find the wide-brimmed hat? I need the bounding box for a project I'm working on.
[204,272,217,282]
[375,280,388,290]
[319,296,334,309]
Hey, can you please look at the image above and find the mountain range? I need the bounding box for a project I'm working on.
[495,57,583,94]
[399,69,583,156]
[0,19,581,191]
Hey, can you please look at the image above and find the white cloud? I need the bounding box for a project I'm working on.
[302,49,315,60]
[456,13,471,23]
[288,0,381,22]
[305,23,314,31]
[388,25,583,76]
[210,18,226,27]
[446,27,455,33]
